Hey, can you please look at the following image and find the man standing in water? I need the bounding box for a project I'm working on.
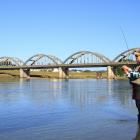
[122,49,140,124]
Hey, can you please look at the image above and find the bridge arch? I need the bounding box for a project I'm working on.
[24,54,63,66]
[0,57,24,66]
[63,51,111,64]
[113,48,140,62]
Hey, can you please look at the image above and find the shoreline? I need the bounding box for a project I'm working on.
[0,74,127,80]
[0,70,127,80]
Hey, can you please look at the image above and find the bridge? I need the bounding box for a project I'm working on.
[0,48,139,79]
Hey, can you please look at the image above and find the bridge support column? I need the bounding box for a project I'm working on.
[20,69,30,79]
[107,66,115,79]
[58,67,69,79]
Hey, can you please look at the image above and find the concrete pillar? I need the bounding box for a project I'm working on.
[107,66,115,79]
[58,67,69,79]
[20,69,30,79]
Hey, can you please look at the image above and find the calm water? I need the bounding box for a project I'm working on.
[0,78,139,140]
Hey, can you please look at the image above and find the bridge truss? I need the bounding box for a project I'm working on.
[0,48,139,68]
[24,54,63,66]
[63,51,111,65]
[113,48,140,62]
[0,57,24,66]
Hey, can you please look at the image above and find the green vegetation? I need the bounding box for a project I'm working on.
[0,70,107,79]
[0,70,19,78]
[69,71,107,79]
[0,69,126,79]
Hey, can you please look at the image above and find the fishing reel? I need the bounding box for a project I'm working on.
[127,71,140,80]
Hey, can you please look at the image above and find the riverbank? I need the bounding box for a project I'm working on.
[0,70,126,79]
[0,70,106,79]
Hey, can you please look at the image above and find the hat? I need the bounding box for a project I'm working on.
[134,49,140,56]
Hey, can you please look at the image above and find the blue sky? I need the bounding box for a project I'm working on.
[0,0,140,61]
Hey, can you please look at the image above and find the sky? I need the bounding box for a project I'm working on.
[0,0,140,62]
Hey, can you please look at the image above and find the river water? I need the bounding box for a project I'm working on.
[0,78,139,140]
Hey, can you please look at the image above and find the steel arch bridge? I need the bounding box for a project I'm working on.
[0,57,24,66]
[0,48,139,79]
[0,47,139,69]
[63,51,111,65]
[113,48,140,62]
[24,54,63,66]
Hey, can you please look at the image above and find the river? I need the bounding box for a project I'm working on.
[0,78,139,140]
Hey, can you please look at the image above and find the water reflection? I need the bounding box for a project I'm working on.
[0,79,135,108]
[0,79,138,140]
[21,79,64,106]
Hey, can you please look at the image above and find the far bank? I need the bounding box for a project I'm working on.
[0,70,126,80]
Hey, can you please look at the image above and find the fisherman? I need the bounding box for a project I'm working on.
[122,49,140,123]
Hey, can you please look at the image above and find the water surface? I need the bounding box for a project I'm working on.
[0,79,139,140]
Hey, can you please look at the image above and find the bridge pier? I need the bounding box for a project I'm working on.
[58,67,69,79]
[107,66,116,79]
[20,69,30,79]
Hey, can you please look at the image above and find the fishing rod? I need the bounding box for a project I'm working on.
[120,26,129,50]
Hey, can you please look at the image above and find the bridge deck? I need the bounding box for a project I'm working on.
[0,62,137,70]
